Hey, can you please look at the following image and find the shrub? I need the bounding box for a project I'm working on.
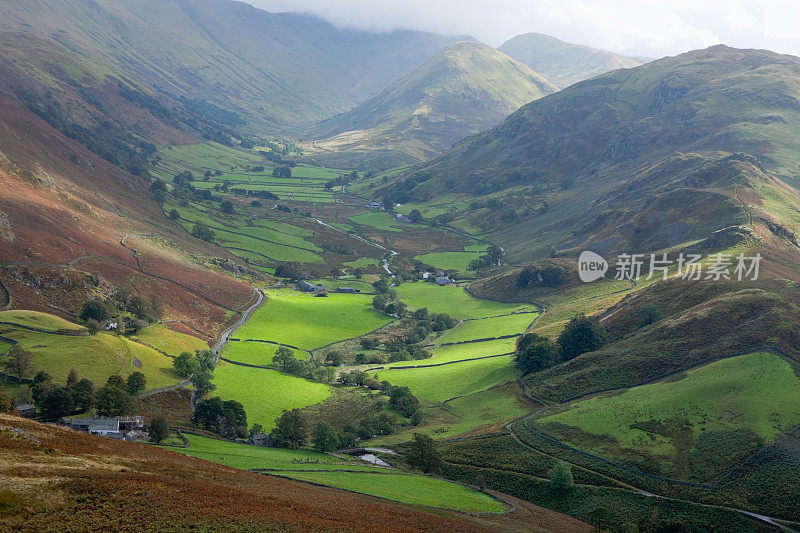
[557,314,608,361]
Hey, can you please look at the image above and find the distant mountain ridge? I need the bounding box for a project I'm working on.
[499,32,643,87]
[304,41,558,164]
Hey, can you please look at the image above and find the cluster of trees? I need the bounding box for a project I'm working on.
[79,293,163,334]
[320,242,354,255]
[272,166,292,178]
[18,368,144,420]
[323,171,357,190]
[173,350,217,398]
[192,397,248,438]
[514,314,608,374]
[191,222,216,242]
[405,433,442,473]
[272,347,336,383]
[467,245,504,271]
[372,290,407,317]
[517,264,567,288]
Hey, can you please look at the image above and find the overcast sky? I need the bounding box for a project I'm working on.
[247,0,800,59]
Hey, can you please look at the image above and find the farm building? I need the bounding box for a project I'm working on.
[16,403,36,418]
[435,276,455,286]
[250,433,270,446]
[365,201,382,209]
[64,416,144,440]
[336,287,360,293]
[298,280,316,292]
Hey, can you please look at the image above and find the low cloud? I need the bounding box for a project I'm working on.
[247,0,800,59]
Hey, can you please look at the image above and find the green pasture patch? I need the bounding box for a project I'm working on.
[133,324,208,357]
[212,362,331,430]
[171,434,378,471]
[349,212,404,232]
[395,282,533,319]
[413,249,487,272]
[223,341,308,366]
[387,338,517,368]
[234,289,392,350]
[0,338,14,355]
[536,352,800,472]
[159,142,261,171]
[436,313,536,344]
[371,384,529,445]
[342,257,378,269]
[0,329,178,390]
[377,355,519,404]
[395,198,470,218]
[281,470,507,513]
[0,310,86,332]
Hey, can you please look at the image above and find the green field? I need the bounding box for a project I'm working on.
[395,282,534,319]
[349,212,404,232]
[413,245,488,273]
[387,338,517,368]
[435,313,536,344]
[372,384,529,445]
[170,435,505,513]
[377,355,519,404]
[212,362,331,429]
[282,471,506,513]
[133,324,208,357]
[342,257,378,269]
[172,434,379,471]
[536,352,800,469]
[395,197,470,218]
[0,328,178,390]
[222,341,287,366]
[234,289,392,350]
[0,339,13,355]
[0,310,86,332]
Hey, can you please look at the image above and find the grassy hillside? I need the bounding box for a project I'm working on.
[305,41,557,163]
[0,0,460,133]
[3,414,553,532]
[499,33,643,87]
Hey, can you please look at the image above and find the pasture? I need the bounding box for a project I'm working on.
[413,245,488,273]
[234,289,392,350]
[377,355,519,404]
[0,310,86,332]
[212,362,331,429]
[133,324,208,357]
[0,327,177,390]
[281,471,507,513]
[535,352,800,477]
[435,313,536,344]
[387,337,517,368]
[395,282,534,319]
[349,212,404,232]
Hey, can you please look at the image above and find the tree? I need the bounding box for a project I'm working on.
[549,461,574,493]
[272,166,292,178]
[220,200,235,214]
[167,208,180,220]
[272,346,295,370]
[149,417,169,444]
[324,351,342,367]
[190,371,215,399]
[0,389,12,414]
[249,423,264,437]
[270,409,307,449]
[191,223,215,242]
[107,374,126,389]
[407,209,422,223]
[637,304,663,328]
[31,372,53,404]
[95,385,135,417]
[126,371,147,395]
[515,333,556,374]
[406,433,442,473]
[173,351,199,378]
[371,295,387,312]
[195,350,216,372]
[312,421,339,453]
[79,300,110,322]
[71,378,96,412]
[557,314,608,361]
[40,387,75,419]
[17,385,33,404]
[66,368,79,388]
[389,387,419,417]
[3,345,33,381]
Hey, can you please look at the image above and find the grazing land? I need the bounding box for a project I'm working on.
[133,324,209,357]
[234,289,392,350]
[395,283,534,319]
[534,352,800,480]
[212,362,331,429]
[387,338,517,368]
[435,313,536,344]
[377,355,519,404]
[414,245,488,273]
[0,310,87,332]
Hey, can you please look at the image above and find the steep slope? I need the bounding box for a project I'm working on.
[499,32,643,87]
[305,41,558,164]
[0,414,589,531]
[0,93,254,340]
[383,46,800,262]
[0,0,460,133]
